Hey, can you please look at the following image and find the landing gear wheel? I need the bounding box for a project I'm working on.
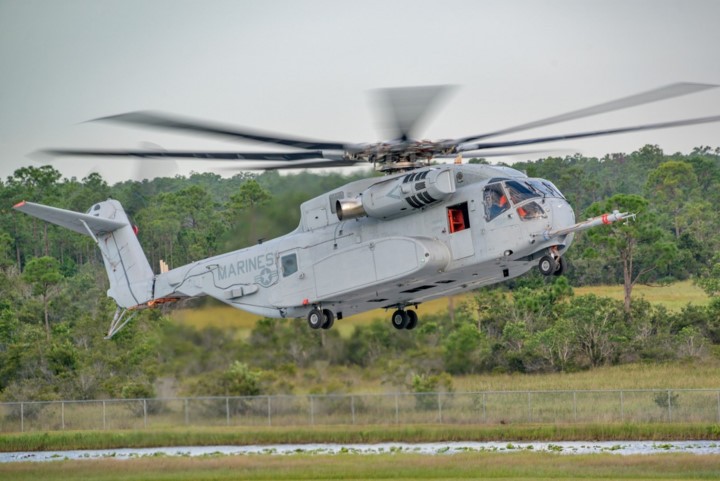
[553,257,565,276]
[307,308,324,330]
[391,309,409,330]
[405,310,418,330]
[321,309,335,329]
[538,255,557,276]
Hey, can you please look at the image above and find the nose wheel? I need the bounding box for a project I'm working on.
[538,255,556,276]
[538,255,565,276]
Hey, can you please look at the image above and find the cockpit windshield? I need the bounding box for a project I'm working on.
[505,180,539,204]
[484,179,556,221]
[527,179,564,198]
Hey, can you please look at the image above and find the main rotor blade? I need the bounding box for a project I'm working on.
[374,85,455,141]
[434,148,573,158]
[453,82,718,145]
[457,114,720,151]
[40,148,333,161]
[219,159,366,171]
[92,111,349,150]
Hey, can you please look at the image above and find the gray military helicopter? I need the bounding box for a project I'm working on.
[14,83,720,337]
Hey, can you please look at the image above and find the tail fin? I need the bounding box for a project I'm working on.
[13,199,154,308]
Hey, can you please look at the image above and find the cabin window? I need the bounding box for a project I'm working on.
[281,253,298,277]
[483,183,510,221]
[447,202,470,233]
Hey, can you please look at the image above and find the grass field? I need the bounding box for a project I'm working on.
[3,451,720,481]
[171,280,709,338]
[235,358,720,397]
[451,359,720,392]
[574,280,710,311]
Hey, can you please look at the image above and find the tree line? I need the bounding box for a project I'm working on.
[1,144,719,402]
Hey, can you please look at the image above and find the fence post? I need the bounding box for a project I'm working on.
[184,399,189,426]
[482,392,487,423]
[438,393,442,423]
[226,397,230,426]
[395,394,399,424]
[267,396,272,426]
[527,392,532,423]
[61,401,65,430]
[143,399,148,428]
[351,396,355,425]
[310,396,315,425]
[573,391,577,422]
[20,402,24,432]
[102,401,106,430]
[667,390,672,421]
[620,391,624,422]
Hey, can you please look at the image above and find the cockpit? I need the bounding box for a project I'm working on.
[483,178,564,222]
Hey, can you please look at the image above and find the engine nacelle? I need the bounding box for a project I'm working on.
[337,167,456,221]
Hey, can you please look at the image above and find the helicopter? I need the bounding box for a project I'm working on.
[14,83,720,337]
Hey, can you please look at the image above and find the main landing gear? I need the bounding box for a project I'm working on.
[307,306,419,331]
[307,308,335,330]
[391,308,418,330]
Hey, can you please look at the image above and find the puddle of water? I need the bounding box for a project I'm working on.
[2,441,720,463]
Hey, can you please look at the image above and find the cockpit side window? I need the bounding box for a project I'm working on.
[505,180,539,204]
[516,201,545,221]
[483,183,510,221]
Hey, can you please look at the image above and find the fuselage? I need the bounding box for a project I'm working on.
[152,163,575,321]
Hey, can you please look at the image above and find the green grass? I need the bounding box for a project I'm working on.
[172,280,709,337]
[574,279,709,311]
[239,358,720,396]
[3,451,720,481]
[452,359,720,392]
[3,423,720,452]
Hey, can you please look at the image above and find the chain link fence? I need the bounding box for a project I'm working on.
[2,389,719,433]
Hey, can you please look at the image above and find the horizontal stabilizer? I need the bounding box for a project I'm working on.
[13,201,127,237]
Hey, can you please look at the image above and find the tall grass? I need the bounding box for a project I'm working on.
[453,359,720,392]
[575,279,709,310]
[251,359,720,396]
[3,423,720,452]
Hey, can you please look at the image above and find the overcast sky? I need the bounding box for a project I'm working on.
[1,0,719,183]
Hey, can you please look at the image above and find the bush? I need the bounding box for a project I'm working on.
[654,390,679,410]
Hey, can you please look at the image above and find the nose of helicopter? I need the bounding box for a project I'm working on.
[547,198,576,246]
[550,198,575,226]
